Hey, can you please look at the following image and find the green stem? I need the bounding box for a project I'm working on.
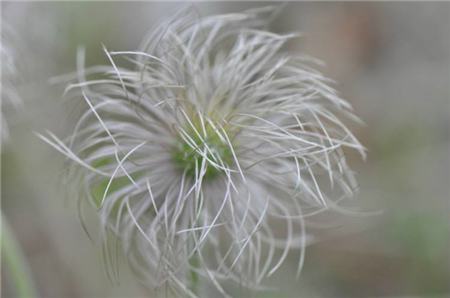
[189,254,200,295]
[2,212,38,298]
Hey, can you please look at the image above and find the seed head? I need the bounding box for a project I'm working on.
[1,23,22,141]
[40,6,365,297]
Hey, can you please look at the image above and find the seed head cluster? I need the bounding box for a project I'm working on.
[1,24,22,141]
[40,6,365,297]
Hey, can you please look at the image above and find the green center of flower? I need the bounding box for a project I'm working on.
[172,120,233,180]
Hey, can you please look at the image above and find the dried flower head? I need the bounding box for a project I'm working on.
[40,6,365,297]
[1,23,22,141]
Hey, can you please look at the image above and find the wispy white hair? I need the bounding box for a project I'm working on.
[40,6,365,297]
[1,23,22,141]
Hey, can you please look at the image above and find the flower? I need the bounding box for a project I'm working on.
[40,6,365,297]
[1,24,22,141]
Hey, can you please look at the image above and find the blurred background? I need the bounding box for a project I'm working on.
[1,2,449,298]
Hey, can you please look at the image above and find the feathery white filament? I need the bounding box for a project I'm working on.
[1,24,22,141]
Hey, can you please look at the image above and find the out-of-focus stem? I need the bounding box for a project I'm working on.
[189,253,200,295]
[2,212,38,298]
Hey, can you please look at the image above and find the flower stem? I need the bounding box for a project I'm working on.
[189,254,200,295]
[2,212,38,298]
